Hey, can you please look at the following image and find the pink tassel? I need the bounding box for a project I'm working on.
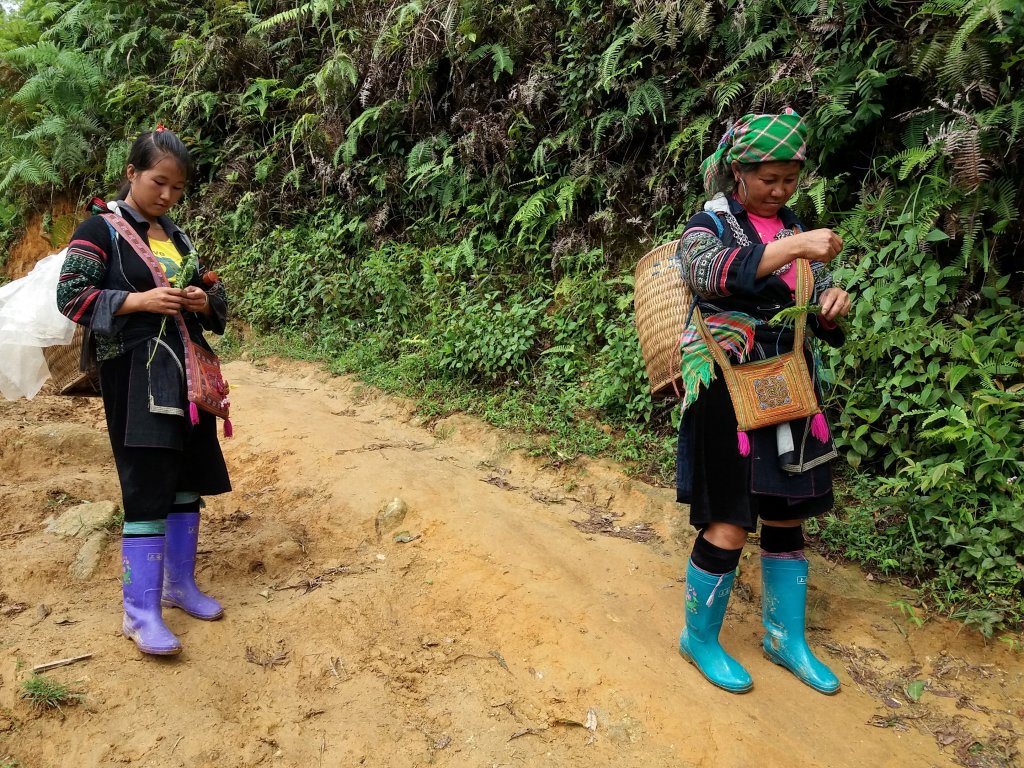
[189,401,200,426]
[737,430,751,457]
[223,418,233,438]
[811,412,830,442]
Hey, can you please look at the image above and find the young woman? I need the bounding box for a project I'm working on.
[675,109,852,694]
[57,128,230,655]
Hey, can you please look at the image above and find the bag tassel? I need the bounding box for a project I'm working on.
[223,418,233,438]
[737,430,751,457]
[811,412,829,443]
[189,401,200,426]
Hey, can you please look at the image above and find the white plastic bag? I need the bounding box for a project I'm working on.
[0,250,76,400]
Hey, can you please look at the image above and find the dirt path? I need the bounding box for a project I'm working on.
[0,357,1021,768]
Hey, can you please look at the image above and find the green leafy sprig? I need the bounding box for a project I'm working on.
[146,250,198,369]
[767,303,850,333]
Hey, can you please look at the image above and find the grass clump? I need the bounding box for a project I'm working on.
[19,673,84,712]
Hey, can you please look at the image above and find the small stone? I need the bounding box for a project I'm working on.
[375,497,408,537]
[70,530,110,580]
[30,604,52,626]
[47,501,119,538]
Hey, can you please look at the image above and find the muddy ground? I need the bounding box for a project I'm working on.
[0,357,1021,768]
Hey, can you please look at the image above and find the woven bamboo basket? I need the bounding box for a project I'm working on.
[633,239,691,399]
[43,324,101,396]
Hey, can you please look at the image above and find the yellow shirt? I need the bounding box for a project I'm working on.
[149,238,182,282]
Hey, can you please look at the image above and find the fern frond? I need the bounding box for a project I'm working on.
[807,176,828,218]
[251,0,330,34]
[681,0,713,37]
[626,78,667,124]
[406,138,434,180]
[597,32,630,90]
[666,114,714,160]
[593,109,623,148]
[888,146,939,180]
[312,51,358,100]
[0,152,60,194]
[510,186,550,231]
[711,79,744,116]
[555,175,588,221]
[721,29,783,77]
[470,43,515,81]
[290,112,321,144]
[337,103,388,165]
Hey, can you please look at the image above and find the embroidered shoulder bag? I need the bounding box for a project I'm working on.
[102,213,232,433]
[692,258,819,439]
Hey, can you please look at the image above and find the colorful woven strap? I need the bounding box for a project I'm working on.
[100,212,200,408]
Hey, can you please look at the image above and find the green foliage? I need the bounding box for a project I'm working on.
[586,315,654,424]
[3,0,1024,630]
[437,290,549,381]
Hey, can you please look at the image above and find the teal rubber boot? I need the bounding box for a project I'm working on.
[761,557,840,694]
[678,561,752,693]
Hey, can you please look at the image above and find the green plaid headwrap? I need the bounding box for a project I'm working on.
[700,108,808,193]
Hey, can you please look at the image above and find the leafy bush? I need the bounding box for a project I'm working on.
[587,314,654,424]
[437,290,549,381]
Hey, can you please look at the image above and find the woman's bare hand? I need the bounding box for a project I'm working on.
[760,228,844,277]
[181,285,211,314]
[117,287,186,316]
[818,287,851,321]
[793,228,843,263]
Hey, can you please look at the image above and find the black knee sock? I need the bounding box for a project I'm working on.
[691,531,743,575]
[760,524,804,554]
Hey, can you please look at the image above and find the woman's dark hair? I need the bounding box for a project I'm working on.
[712,162,756,195]
[116,129,194,200]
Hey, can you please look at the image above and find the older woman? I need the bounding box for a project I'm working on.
[675,109,852,694]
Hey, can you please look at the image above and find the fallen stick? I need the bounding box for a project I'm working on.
[32,653,93,673]
[0,528,32,540]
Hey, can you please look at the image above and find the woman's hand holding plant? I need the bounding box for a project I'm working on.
[759,228,843,277]
[181,285,210,314]
[118,287,186,316]
[793,228,844,263]
[144,251,199,367]
[817,287,851,322]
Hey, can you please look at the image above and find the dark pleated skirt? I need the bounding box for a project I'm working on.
[678,370,833,532]
[99,347,231,523]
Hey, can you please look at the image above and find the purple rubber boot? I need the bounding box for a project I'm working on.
[121,537,182,655]
[161,512,224,620]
